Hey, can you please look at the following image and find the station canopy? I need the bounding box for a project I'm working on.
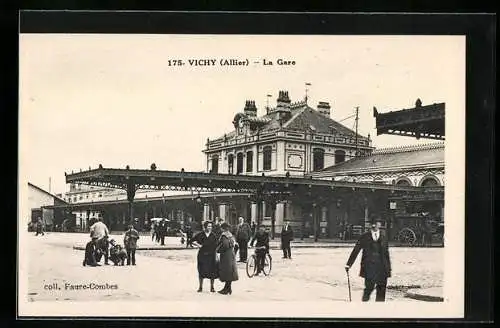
[64,166,442,196]
[374,100,445,140]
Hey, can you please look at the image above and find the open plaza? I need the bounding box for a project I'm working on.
[27,232,443,303]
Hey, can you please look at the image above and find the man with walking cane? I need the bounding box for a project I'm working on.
[344,218,392,302]
[345,265,352,302]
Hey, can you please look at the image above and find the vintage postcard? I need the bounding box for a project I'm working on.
[18,33,465,318]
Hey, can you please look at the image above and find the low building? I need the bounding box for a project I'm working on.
[27,182,67,230]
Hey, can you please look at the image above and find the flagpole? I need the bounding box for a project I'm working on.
[305,82,311,104]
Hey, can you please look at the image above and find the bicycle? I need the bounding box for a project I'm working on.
[246,246,272,278]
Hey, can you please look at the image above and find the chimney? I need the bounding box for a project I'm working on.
[275,91,292,123]
[317,101,331,117]
[276,90,291,108]
[244,100,257,117]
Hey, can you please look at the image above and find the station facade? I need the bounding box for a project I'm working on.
[47,93,445,242]
[199,90,375,236]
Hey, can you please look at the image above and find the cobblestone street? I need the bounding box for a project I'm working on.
[26,233,443,303]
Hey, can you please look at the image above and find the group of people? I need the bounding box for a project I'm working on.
[83,218,140,267]
[191,215,392,302]
[80,214,392,302]
[150,219,169,246]
[191,216,298,295]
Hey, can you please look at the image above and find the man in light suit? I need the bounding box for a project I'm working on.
[345,218,392,302]
[281,221,294,259]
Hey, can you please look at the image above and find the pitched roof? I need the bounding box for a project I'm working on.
[311,142,444,176]
[210,101,368,141]
[284,105,361,137]
[28,182,68,203]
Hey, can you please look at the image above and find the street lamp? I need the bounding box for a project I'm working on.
[389,200,397,241]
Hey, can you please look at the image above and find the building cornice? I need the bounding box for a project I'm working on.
[204,129,372,153]
[310,162,444,177]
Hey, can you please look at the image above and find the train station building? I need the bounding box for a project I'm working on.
[43,92,445,243]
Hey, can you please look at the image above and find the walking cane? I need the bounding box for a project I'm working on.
[346,267,352,302]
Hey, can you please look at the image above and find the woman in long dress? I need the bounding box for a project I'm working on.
[216,222,239,295]
[191,221,218,292]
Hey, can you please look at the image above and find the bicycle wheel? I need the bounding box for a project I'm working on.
[246,255,257,278]
[262,253,272,276]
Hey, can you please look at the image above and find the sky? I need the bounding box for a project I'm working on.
[19,34,465,195]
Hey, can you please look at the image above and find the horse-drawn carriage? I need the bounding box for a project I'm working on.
[395,216,444,246]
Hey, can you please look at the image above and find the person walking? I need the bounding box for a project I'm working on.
[235,217,251,262]
[124,224,140,265]
[345,218,392,302]
[192,221,218,293]
[89,217,110,265]
[281,221,294,259]
[216,223,238,295]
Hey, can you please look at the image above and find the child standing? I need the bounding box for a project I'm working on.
[124,224,140,265]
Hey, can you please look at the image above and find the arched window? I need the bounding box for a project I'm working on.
[236,153,244,174]
[420,176,440,187]
[228,154,234,174]
[313,148,325,171]
[211,155,219,173]
[246,151,253,172]
[263,146,272,171]
[334,150,346,164]
[396,178,411,186]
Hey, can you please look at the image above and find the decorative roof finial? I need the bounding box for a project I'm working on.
[416,98,422,107]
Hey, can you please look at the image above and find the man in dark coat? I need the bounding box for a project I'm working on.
[281,221,294,259]
[345,219,392,302]
[235,217,251,262]
[158,219,168,246]
[250,225,270,276]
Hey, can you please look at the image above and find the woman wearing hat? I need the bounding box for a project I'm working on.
[216,222,238,295]
[191,221,219,292]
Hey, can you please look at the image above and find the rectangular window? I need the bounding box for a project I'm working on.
[265,202,273,217]
[263,146,272,171]
[246,151,253,172]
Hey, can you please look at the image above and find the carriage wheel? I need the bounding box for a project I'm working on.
[262,253,272,276]
[398,228,417,246]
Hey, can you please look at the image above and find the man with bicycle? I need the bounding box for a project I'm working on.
[250,225,270,276]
